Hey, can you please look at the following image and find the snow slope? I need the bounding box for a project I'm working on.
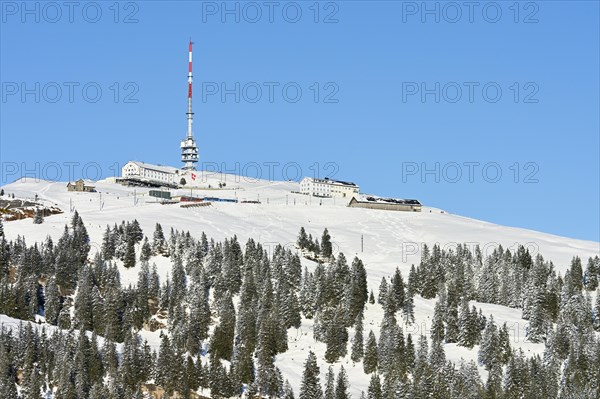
[2,174,598,396]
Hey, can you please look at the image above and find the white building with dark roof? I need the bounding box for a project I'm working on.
[348,196,422,212]
[300,177,360,199]
[121,161,180,187]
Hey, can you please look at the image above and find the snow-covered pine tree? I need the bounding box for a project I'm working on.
[367,373,382,399]
[335,366,350,399]
[297,227,309,250]
[324,366,335,399]
[377,277,388,305]
[152,223,167,255]
[140,237,152,262]
[351,310,364,362]
[391,267,406,309]
[299,351,323,399]
[478,315,500,370]
[321,228,333,259]
[363,330,378,374]
[431,298,445,343]
[33,208,44,224]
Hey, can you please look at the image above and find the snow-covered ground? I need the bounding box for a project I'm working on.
[2,174,599,396]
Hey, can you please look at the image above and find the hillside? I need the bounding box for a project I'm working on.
[1,174,599,398]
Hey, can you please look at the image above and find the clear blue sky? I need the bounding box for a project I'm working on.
[1,1,599,242]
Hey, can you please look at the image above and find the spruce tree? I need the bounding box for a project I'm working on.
[156,334,176,394]
[391,267,405,308]
[458,298,472,348]
[44,277,61,325]
[152,223,166,255]
[367,373,382,399]
[405,333,415,371]
[377,277,388,305]
[351,311,364,362]
[299,351,323,399]
[445,299,459,343]
[431,299,445,343]
[140,237,152,262]
[584,256,599,290]
[335,366,350,399]
[363,330,378,374]
[297,227,309,249]
[321,228,333,259]
[33,209,44,224]
[324,308,348,363]
[325,366,336,399]
[283,380,295,399]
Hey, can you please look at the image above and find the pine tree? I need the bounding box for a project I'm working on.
[325,366,335,399]
[283,380,295,399]
[429,337,446,371]
[335,366,350,399]
[431,298,445,343]
[348,257,368,320]
[391,267,406,308]
[152,223,166,255]
[584,256,600,290]
[445,297,459,343]
[479,256,499,303]
[321,228,333,259]
[367,373,382,399]
[458,298,473,348]
[363,330,378,374]
[497,323,512,364]
[324,307,348,363]
[156,334,176,394]
[0,376,18,399]
[351,311,364,362]
[377,277,388,305]
[297,227,309,249]
[405,333,415,371]
[569,256,584,292]
[407,263,419,294]
[479,316,500,370]
[209,293,236,360]
[299,351,323,399]
[140,237,152,262]
[594,291,600,331]
[33,209,44,224]
[44,276,61,325]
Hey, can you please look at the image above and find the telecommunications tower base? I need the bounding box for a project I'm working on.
[181,40,199,171]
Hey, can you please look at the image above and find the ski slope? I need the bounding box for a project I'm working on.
[2,174,599,396]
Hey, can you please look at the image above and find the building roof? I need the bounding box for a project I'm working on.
[126,161,179,175]
[352,195,421,206]
[303,177,358,187]
[67,179,95,187]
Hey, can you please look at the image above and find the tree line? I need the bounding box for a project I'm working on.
[0,217,598,398]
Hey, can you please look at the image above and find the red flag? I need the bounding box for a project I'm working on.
[191,173,196,181]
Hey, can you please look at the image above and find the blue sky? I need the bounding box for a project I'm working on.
[1,1,599,242]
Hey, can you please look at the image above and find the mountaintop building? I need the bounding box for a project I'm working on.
[300,177,360,199]
[119,161,180,188]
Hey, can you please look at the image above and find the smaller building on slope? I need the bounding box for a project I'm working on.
[67,179,96,192]
[348,196,422,212]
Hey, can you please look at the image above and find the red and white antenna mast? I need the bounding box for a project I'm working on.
[181,39,199,170]
[187,40,193,139]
